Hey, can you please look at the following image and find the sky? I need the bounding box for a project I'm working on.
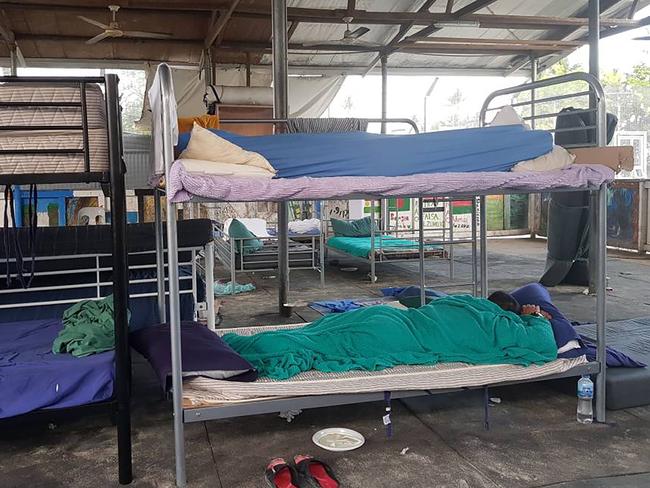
[327,5,650,132]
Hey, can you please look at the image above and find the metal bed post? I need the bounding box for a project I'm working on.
[154,188,166,322]
[471,197,478,296]
[479,195,488,298]
[106,73,132,485]
[595,184,607,423]
[319,203,326,288]
[588,0,601,295]
[230,238,236,295]
[418,197,426,306]
[158,65,186,488]
[272,0,291,318]
[370,200,376,282]
[205,240,216,330]
[448,200,455,281]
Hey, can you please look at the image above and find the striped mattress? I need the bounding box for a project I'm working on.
[0,83,109,174]
[183,322,588,408]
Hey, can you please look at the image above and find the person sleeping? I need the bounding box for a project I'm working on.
[222,294,558,380]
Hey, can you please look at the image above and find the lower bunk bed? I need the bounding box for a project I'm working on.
[0,318,114,419]
[134,321,594,423]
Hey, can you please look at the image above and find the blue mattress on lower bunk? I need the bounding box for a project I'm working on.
[0,319,114,419]
[328,235,443,258]
[176,125,553,178]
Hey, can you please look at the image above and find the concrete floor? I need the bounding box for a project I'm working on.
[2,238,650,488]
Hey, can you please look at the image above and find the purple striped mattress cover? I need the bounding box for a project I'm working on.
[167,161,615,203]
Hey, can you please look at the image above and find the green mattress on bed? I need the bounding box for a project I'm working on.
[327,235,443,258]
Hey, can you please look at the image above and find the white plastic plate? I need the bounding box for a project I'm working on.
[312,428,365,452]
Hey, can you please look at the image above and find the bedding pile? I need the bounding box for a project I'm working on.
[52,295,127,357]
[223,295,558,381]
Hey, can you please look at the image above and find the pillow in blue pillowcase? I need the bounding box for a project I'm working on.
[510,282,580,351]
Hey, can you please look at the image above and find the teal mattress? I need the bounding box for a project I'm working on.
[327,235,443,259]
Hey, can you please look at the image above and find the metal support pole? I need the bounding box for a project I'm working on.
[205,240,216,330]
[589,0,601,294]
[448,200,455,281]
[9,44,18,76]
[154,188,166,323]
[595,184,607,423]
[273,0,291,317]
[319,206,326,288]
[370,200,376,283]
[528,56,538,239]
[471,197,478,296]
[479,195,488,298]
[418,197,426,306]
[158,65,186,488]
[381,55,388,134]
[106,73,132,486]
[203,49,214,87]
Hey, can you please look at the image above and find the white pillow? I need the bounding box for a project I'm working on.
[512,145,576,173]
[558,339,581,355]
[180,123,276,174]
[224,218,271,238]
[180,159,275,178]
[490,105,528,127]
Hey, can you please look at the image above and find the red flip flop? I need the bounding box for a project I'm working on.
[265,458,300,488]
[294,455,340,488]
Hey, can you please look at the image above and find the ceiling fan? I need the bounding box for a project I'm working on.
[78,5,173,45]
[302,17,380,48]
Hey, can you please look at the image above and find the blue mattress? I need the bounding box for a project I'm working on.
[0,319,114,419]
[176,125,553,178]
[328,235,443,258]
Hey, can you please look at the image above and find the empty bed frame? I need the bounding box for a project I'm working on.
[151,64,610,487]
[0,75,132,484]
[212,217,324,288]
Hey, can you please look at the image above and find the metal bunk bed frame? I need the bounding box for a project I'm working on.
[0,75,132,484]
[153,60,609,486]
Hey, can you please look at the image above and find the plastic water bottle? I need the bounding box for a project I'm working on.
[577,375,594,424]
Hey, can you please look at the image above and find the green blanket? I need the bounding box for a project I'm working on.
[52,295,128,357]
[223,295,557,380]
[327,235,442,258]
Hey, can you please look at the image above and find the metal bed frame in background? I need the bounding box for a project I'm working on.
[322,197,478,293]
[212,218,324,290]
[0,75,132,484]
[153,57,610,486]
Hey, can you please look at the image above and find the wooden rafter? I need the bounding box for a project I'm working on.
[204,0,241,49]
[363,0,439,75]
[445,0,455,14]
[409,0,498,40]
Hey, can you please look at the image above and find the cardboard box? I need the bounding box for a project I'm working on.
[570,146,635,172]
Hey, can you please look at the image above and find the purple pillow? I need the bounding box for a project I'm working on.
[131,321,258,391]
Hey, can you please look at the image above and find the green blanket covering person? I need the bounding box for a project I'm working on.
[53,295,129,357]
[223,295,557,380]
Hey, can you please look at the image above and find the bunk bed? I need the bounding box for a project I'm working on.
[212,217,324,289]
[151,64,610,487]
[0,75,132,484]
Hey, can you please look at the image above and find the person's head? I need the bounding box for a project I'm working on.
[488,291,521,314]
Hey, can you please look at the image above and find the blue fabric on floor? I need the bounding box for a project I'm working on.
[176,125,553,178]
[381,286,448,299]
[310,300,364,314]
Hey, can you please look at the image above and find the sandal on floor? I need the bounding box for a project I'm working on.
[265,458,301,488]
[294,455,340,488]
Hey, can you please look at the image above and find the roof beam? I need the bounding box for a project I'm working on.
[445,0,455,14]
[409,0,498,40]
[363,0,439,75]
[205,0,241,49]
[0,9,24,68]
[3,3,642,30]
[453,0,499,17]
[287,21,300,41]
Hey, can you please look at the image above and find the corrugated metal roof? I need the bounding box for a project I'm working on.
[4,0,650,75]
